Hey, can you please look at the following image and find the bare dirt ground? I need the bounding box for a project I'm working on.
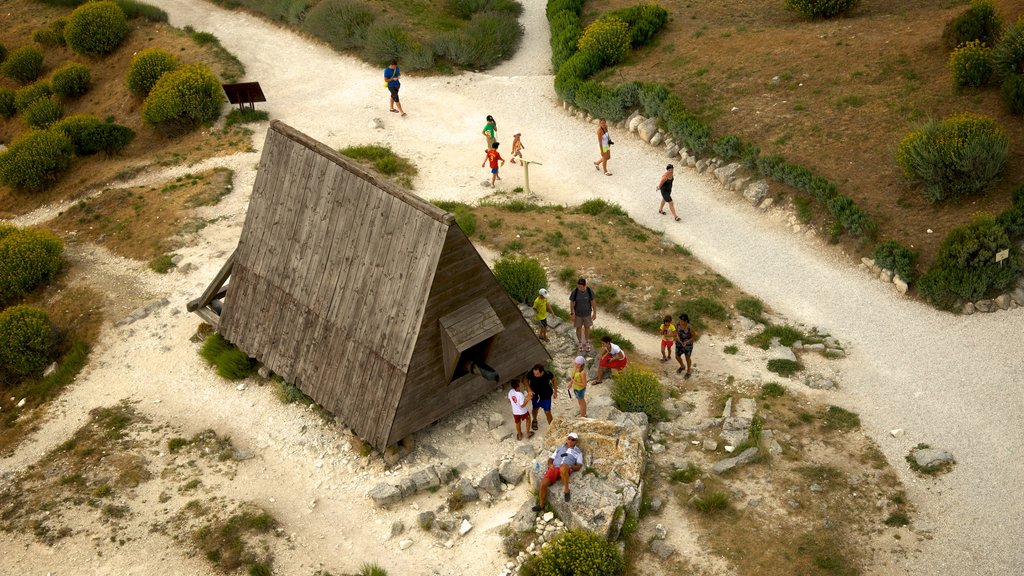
[2,0,1023,575]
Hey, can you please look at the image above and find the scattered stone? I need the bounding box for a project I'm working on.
[810,483,823,493]
[650,539,676,560]
[651,443,666,454]
[890,429,905,438]
[1012,287,1024,306]
[638,117,659,142]
[711,447,759,474]
[696,159,710,173]
[487,412,504,430]
[417,511,436,529]
[861,257,875,268]
[804,343,825,352]
[170,254,184,265]
[16,398,26,409]
[236,383,246,391]
[996,293,1011,310]
[788,500,800,509]
[714,162,742,186]
[975,299,998,313]
[759,197,774,210]
[702,439,718,451]
[459,519,473,536]
[804,374,836,390]
[178,262,196,274]
[390,521,405,539]
[912,448,955,470]
[768,440,782,456]
[962,302,975,315]
[499,460,525,486]
[399,538,414,550]
[411,467,441,492]
[879,269,894,283]
[368,483,402,507]
[748,497,762,507]
[477,468,503,497]
[232,449,255,461]
[768,345,797,362]
[650,131,664,146]
[42,362,57,378]
[369,118,384,130]
[629,114,645,133]
[729,177,749,192]
[491,428,512,442]
[666,144,680,158]
[744,179,769,206]
[893,276,909,294]
[653,523,667,540]
[649,496,663,512]
[721,397,733,419]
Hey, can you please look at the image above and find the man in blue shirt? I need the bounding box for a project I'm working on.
[532,432,583,511]
[384,60,406,116]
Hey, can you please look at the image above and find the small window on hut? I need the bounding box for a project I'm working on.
[439,298,504,383]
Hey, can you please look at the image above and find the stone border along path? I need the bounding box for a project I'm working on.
[10,0,1020,573]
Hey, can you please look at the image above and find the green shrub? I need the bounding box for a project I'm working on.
[896,113,1008,203]
[604,3,669,48]
[492,255,546,304]
[610,367,666,422]
[1001,73,1024,114]
[224,108,269,127]
[2,46,45,84]
[735,296,766,323]
[546,0,584,19]
[823,405,860,430]
[363,22,410,65]
[997,184,1024,237]
[767,358,802,377]
[0,129,74,191]
[302,0,376,51]
[0,228,64,305]
[126,48,179,97]
[785,0,858,19]
[199,333,256,380]
[949,40,993,88]
[761,382,786,398]
[549,10,581,69]
[746,324,804,349]
[53,114,130,155]
[575,198,627,217]
[142,64,224,131]
[670,463,700,483]
[33,19,68,47]
[65,1,130,57]
[943,0,1002,50]
[114,0,168,21]
[0,306,54,377]
[554,48,603,102]
[577,17,630,67]
[713,134,746,162]
[994,17,1024,79]
[918,215,1021,309]
[14,81,53,112]
[692,491,729,514]
[0,88,13,118]
[458,10,523,69]
[0,43,6,62]
[22,97,64,128]
[678,297,727,330]
[872,240,919,283]
[358,562,388,576]
[50,62,91,97]
[445,0,521,19]
[519,529,623,576]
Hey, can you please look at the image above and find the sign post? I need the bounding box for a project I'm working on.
[521,159,542,195]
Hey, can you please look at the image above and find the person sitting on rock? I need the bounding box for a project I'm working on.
[533,432,583,511]
[593,335,627,385]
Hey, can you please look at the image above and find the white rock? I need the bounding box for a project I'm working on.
[542,512,554,522]
[459,519,473,536]
[724,445,735,453]
[236,384,246,391]
[16,398,26,408]
[890,429,905,438]
[399,538,414,550]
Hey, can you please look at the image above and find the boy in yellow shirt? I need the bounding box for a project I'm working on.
[659,315,676,363]
[533,288,555,341]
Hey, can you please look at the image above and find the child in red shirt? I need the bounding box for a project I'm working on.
[482,141,504,187]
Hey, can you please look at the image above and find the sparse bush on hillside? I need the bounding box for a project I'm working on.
[301,0,376,51]
[14,81,52,112]
[577,17,630,67]
[65,1,130,57]
[0,228,64,306]
[0,129,74,191]
[1,46,45,84]
[713,134,746,162]
[363,22,410,65]
[0,306,54,377]
[199,333,256,380]
[115,0,169,22]
[1001,73,1024,114]
[943,0,1002,51]
[0,43,7,63]
[785,0,858,19]
[141,64,224,132]
[611,367,667,422]
[126,48,179,97]
[50,61,91,97]
[519,529,623,576]
[603,3,669,48]
[896,113,1008,203]
[993,17,1024,79]
[33,19,68,47]
[0,88,15,118]
[445,0,522,19]
[918,215,1021,309]
[950,40,993,88]
[53,115,135,155]
[22,97,64,128]
[492,255,546,304]
[872,240,919,283]
[997,184,1024,237]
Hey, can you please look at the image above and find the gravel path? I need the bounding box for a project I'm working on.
[9,0,1023,573]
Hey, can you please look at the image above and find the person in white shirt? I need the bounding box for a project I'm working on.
[508,378,532,440]
[532,432,583,511]
[594,335,628,385]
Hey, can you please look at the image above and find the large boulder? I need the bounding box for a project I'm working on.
[714,162,742,185]
[743,179,769,206]
[628,114,645,133]
[477,468,503,497]
[368,482,402,507]
[711,447,759,474]
[638,117,659,142]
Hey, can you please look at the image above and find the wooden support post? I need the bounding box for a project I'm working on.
[521,159,542,195]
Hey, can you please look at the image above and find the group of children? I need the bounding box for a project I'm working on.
[481,115,525,187]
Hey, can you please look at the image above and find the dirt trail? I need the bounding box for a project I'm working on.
[3,0,1022,574]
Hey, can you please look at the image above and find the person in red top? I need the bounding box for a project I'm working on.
[482,141,505,187]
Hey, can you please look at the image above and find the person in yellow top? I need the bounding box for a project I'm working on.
[568,355,588,417]
[533,288,555,341]
[659,314,676,363]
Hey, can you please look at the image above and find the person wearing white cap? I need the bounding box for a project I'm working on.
[532,432,583,511]
[532,287,554,341]
[568,355,588,418]
[510,130,525,164]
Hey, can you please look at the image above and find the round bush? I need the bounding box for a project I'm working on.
[871,240,919,283]
[0,228,64,306]
[51,61,91,97]
[520,529,623,576]
[141,64,224,130]
[578,17,630,67]
[895,113,1008,202]
[611,366,667,422]
[1,46,45,84]
[918,215,1021,309]
[0,43,7,62]
[492,255,546,304]
[0,88,14,118]
[950,40,993,88]
[785,0,858,19]
[997,184,1024,237]
[126,47,178,97]
[64,1,130,57]
[452,10,522,69]
[943,0,1002,50]
[53,114,135,155]
[301,0,376,52]
[22,97,64,128]
[0,130,74,191]
[14,81,52,112]
[0,306,54,377]
[994,17,1024,79]
[1002,73,1024,114]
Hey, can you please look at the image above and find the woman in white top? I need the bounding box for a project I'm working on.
[592,119,612,175]
[508,378,533,440]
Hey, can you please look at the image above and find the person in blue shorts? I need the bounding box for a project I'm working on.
[527,363,558,432]
[384,60,406,116]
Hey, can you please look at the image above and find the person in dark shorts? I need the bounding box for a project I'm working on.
[569,277,597,352]
[657,164,680,221]
[675,313,697,378]
[527,363,558,431]
[482,141,505,187]
[384,60,406,116]
[508,378,532,440]
[532,432,583,511]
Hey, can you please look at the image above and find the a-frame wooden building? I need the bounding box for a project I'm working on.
[189,121,548,450]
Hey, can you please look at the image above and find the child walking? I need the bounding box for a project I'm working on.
[659,315,676,363]
[510,130,525,164]
[569,355,588,418]
[508,378,533,440]
[482,141,504,187]
[533,288,554,340]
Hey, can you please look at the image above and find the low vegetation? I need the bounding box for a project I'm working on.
[520,528,623,576]
[199,333,256,380]
[491,254,547,305]
[767,358,802,377]
[340,144,418,189]
[611,367,666,422]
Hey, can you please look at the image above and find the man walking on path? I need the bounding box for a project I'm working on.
[675,313,697,379]
[532,432,583,511]
[527,363,557,431]
[384,60,405,116]
[657,164,680,221]
[569,278,597,352]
